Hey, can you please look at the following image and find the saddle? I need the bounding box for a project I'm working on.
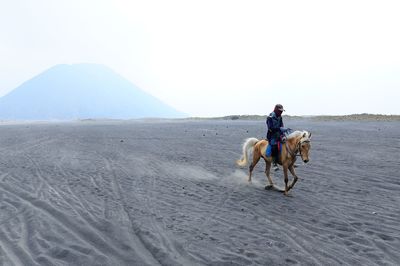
[266,142,282,159]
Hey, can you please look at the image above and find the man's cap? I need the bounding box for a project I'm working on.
[275,104,285,112]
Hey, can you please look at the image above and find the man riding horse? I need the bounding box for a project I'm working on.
[266,104,290,171]
[237,104,311,195]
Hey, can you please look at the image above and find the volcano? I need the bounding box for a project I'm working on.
[0,64,186,120]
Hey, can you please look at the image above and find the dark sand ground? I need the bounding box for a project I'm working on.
[0,119,399,265]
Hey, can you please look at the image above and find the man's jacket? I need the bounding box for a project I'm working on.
[266,112,284,144]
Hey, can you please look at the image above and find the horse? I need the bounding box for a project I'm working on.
[236,130,312,196]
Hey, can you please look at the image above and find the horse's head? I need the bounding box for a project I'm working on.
[298,131,312,163]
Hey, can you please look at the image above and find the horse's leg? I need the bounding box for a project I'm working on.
[288,165,299,191]
[248,152,261,182]
[283,165,289,196]
[264,160,274,187]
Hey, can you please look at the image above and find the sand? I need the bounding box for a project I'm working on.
[0,119,399,265]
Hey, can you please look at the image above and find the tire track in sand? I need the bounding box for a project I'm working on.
[102,147,200,266]
[183,173,241,251]
[102,156,162,266]
[0,183,141,265]
[146,163,204,265]
[0,228,39,266]
[4,131,160,265]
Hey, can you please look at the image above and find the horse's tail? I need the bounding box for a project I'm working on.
[236,137,259,167]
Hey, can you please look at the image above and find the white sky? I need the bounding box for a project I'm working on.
[1,0,399,116]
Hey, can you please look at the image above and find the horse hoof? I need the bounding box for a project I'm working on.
[265,185,273,190]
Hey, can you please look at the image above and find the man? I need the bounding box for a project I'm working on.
[266,104,290,171]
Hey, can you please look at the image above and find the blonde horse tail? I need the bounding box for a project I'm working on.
[236,138,259,167]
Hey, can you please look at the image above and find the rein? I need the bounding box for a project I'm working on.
[285,141,299,157]
[285,139,310,158]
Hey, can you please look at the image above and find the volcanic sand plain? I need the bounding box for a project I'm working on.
[0,119,399,265]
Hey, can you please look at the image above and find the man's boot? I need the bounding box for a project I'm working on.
[272,145,279,171]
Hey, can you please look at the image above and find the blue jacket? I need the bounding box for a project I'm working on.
[266,112,286,144]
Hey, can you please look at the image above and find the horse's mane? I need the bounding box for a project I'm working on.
[287,130,310,140]
[287,130,303,140]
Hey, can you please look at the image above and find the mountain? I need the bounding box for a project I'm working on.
[0,64,186,120]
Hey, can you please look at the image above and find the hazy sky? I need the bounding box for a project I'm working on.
[1,0,399,116]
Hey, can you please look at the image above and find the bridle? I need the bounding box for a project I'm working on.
[285,138,310,158]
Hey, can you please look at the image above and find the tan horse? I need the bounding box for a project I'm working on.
[236,131,312,196]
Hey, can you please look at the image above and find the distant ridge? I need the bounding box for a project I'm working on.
[188,114,400,121]
[310,114,400,121]
[0,64,186,120]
